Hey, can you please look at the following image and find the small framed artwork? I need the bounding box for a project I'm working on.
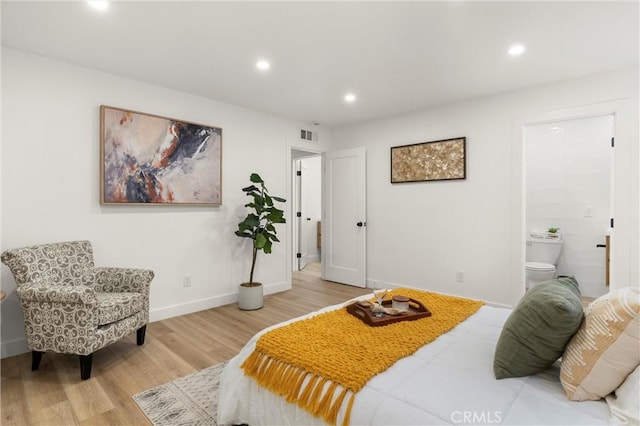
[391,137,466,183]
[100,105,222,205]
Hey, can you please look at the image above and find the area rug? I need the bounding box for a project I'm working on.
[133,361,227,426]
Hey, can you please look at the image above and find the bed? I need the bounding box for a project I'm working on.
[217,287,628,426]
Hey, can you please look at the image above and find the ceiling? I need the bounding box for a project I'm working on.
[2,1,638,128]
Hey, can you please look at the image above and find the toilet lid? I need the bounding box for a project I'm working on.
[526,262,555,271]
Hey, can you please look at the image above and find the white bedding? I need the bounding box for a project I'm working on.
[218,298,609,425]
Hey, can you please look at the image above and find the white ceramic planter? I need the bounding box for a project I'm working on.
[238,282,263,310]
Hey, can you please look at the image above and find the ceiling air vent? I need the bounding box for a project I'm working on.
[300,129,318,143]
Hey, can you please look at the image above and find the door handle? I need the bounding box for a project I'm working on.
[356,221,366,227]
[596,244,606,248]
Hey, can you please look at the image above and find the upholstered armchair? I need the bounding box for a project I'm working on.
[1,240,154,380]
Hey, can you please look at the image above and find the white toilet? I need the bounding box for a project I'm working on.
[526,237,563,289]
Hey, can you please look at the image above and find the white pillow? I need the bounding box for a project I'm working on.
[560,287,640,400]
[606,365,640,425]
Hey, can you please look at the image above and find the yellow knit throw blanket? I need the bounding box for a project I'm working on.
[241,288,484,425]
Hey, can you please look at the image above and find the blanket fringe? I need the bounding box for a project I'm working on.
[242,351,355,425]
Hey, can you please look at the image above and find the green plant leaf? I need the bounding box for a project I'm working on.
[250,173,264,184]
[255,233,267,249]
[250,194,264,206]
[266,210,285,223]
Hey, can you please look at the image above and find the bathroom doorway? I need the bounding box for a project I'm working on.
[291,151,322,275]
[524,114,614,298]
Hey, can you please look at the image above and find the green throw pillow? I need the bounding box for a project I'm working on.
[493,277,584,379]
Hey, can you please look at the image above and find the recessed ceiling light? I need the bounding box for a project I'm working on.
[87,1,109,11]
[256,60,270,71]
[344,93,356,103]
[508,44,525,57]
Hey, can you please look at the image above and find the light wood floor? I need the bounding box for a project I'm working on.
[1,264,369,425]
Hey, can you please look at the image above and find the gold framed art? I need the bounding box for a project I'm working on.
[391,137,466,183]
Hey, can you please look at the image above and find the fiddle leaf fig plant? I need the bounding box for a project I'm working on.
[235,173,286,285]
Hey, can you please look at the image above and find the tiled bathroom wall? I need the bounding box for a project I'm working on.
[525,114,613,298]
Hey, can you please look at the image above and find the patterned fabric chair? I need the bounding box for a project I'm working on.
[1,240,154,380]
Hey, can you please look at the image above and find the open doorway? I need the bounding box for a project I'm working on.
[512,99,635,306]
[289,146,368,287]
[524,114,614,298]
[292,150,322,277]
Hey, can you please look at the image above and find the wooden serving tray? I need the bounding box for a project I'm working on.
[346,298,432,327]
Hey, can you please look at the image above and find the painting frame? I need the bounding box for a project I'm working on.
[100,105,223,206]
[390,137,466,183]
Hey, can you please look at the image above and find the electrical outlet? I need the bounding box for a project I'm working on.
[456,271,465,282]
[183,274,192,287]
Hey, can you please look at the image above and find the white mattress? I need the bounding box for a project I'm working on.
[218,299,609,425]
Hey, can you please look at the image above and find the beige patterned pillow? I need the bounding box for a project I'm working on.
[560,287,640,401]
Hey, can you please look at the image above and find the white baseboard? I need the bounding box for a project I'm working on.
[365,278,402,290]
[1,281,291,359]
[1,338,28,359]
[150,293,236,322]
[149,281,290,322]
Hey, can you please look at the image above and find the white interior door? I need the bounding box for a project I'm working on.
[323,147,366,287]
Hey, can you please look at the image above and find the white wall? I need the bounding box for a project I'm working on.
[526,115,613,298]
[0,48,330,357]
[2,47,637,358]
[332,66,639,307]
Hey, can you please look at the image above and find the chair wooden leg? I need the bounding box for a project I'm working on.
[137,325,147,346]
[31,351,44,371]
[79,354,93,380]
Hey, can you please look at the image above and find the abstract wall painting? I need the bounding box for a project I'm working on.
[390,137,466,183]
[100,106,222,205]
